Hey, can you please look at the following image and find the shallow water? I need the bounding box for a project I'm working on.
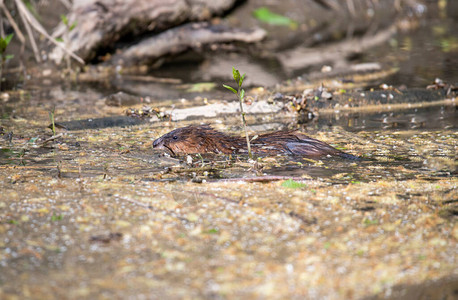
[1,1,457,300]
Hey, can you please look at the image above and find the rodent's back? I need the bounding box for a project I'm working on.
[251,131,343,157]
[153,125,359,159]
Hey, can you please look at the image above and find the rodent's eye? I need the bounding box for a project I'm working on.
[172,136,178,140]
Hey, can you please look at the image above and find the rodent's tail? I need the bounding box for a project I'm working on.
[338,152,361,161]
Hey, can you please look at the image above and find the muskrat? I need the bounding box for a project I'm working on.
[153,125,359,159]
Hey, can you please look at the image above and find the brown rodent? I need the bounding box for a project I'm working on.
[153,125,359,159]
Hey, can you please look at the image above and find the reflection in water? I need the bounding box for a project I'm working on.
[330,105,457,132]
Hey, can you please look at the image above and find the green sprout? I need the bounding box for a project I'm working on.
[223,67,253,159]
[0,34,14,59]
[51,214,63,222]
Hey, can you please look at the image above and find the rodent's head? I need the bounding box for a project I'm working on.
[153,125,217,156]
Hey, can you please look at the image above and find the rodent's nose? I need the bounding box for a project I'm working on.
[153,137,163,148]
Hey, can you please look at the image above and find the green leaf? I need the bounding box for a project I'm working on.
[232,67,240,85]
[253,7,298,28]
[5,54,14,60]
[281,179,307,189]
[240,88,245,100]
[55,37,64,43]
[362,218,378,226]
[0,34,12,52]
[60,14,68,26]
[223,84,237,94]
[51,214,63,222]
[205,228,219,234]
[5,34,14,46]
[239,73,246,87]
[69,22,77,31]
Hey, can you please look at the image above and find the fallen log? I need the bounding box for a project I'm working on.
[49,0,252,64]
[112,22,266,66]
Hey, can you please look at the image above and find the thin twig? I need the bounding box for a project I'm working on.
[41,133,63,145]
[346,0,356,16]
[16,0,40,62]
[14,0,84,64]
[121,74,182,84]
[0,1,25,43]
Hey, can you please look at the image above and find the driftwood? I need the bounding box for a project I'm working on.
[112,22,266,66]
[50,0,265,65]
[277,24,397,73]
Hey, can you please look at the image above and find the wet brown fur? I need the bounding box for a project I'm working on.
[153,125,358,159]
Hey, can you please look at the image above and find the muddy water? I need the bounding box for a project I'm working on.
[1,2,458,300]
[1,81,456,300]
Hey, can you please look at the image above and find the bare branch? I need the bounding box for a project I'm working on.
[0,1,25,43]
[16,0,41,62]
[13,0,85,64]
